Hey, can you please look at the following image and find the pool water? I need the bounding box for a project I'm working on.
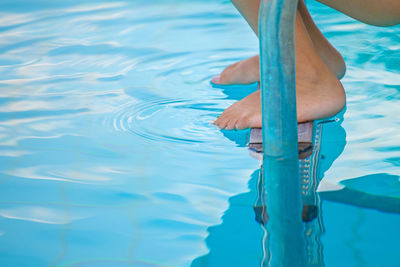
[0,0,399,266]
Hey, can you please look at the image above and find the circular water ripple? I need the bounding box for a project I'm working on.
[113,47,257,147]
[110,98,226,145]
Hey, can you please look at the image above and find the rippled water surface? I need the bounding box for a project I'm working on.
[0,0,399,266]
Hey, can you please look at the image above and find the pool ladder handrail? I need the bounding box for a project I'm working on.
[258,0,306,266]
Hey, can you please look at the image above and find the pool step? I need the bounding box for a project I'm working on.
[248,121,313,160]
[252,121,322,225]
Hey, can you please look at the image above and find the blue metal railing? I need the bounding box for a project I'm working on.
[258,0,306,265]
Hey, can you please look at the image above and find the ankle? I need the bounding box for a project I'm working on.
[297,59,341,92]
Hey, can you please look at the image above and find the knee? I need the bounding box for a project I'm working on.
[316,0,400,27]
[372,18,400,27]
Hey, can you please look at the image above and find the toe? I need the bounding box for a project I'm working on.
[218,70,233,84]
[218,62,241,84]
[225,118,239,130]
[235,118,248,130]
[214,114,228,129]
[211,75,221,84]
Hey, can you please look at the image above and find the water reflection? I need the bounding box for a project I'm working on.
[319,173,400,214]
[191,169,264,267]
[192,107,400,266]
[191,115,347,267]
[254,121,336,267]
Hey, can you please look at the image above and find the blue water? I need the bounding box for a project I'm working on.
[0,0,399,266]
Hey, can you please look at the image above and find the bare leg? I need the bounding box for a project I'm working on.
[298,0,345,79]
[317,0,400,27]
[212,0,346,85]
[214,11,345,129]
[231,0,260,35]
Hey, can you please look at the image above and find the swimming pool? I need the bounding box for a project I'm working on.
[0,0,399,266]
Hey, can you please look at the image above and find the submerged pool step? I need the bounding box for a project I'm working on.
[248,121,313,160]
[252,121,322,226]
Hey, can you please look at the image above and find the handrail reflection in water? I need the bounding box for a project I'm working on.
[254,121,332,267]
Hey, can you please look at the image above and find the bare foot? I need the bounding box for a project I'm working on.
[212,55,260,85]
[213,72,345,129]
[212,0,346,85]
[214,9,346,129]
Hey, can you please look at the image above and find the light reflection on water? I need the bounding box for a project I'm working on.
[0,0,399,266]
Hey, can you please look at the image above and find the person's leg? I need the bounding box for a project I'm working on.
[297,0,345,79]
[214,10,345,129]
[212,0,346,85]
[210,0,261,85]
[231,0,260,35]
[317,0,400,27]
